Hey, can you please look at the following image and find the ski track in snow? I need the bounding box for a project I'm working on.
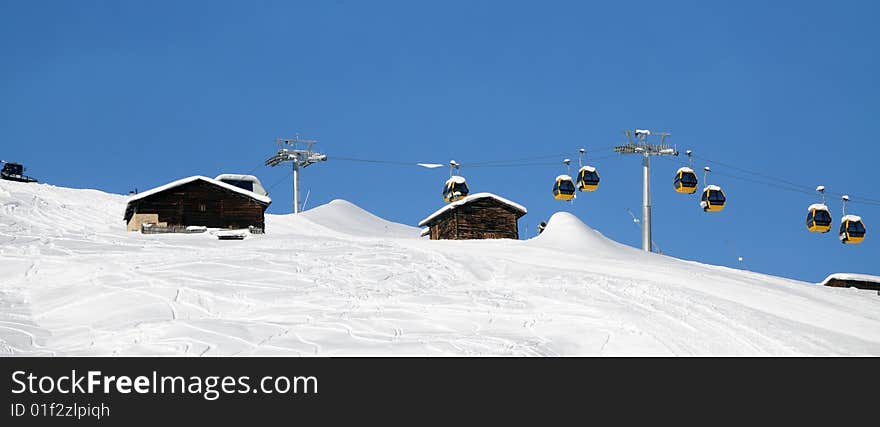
[1,180,879,356]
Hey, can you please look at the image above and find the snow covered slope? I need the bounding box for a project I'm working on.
[298,199,420,239]
[1,180,879,356]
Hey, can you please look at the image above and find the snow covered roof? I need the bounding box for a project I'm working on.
[807,203,829,212]
[677,167,694,174]
[420,227,430,237]
[127,176,272,205]
[820,273,880,285]
[214,174,268,197]
[704,185,722,191]
[214,173,260,182]
[445,176,467,184]
[556,174,573,181]
[579,166,596,173]
[419,192,527,227]
[842,214,863,223]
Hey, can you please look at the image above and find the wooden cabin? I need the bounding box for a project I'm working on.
[124,176,272,232]
[820,273,880,291]
[418,193,527,240]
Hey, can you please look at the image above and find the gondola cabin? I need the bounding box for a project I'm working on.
[576,166,600,192]
[553,175,576,201]
[700,185,726,212]
[419,192,527,240]
[839,215,866,244]
[124,175,272,232]
[806,204,832,233]
[673,167,698,194]
[443,176,469,203]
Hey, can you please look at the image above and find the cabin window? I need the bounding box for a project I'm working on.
[680,173,697,187]
[814,210,831,225]
[848,221,866,236]
[581,171,599,184]
[199,203,206,212]
[555,180,575,194]
[444,182,468,196]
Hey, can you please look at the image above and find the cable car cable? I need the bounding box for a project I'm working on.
[690,154,880,206]
[468,162,560,168]
[656,155,880,207]
[692,154,808,191]
[465,145,617,166]
[265,173,292,192]
[331,156,430,166]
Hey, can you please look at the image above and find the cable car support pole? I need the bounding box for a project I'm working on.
[642,153,651,252]
[614,129,677,253]
[293,159,301,214]
[265,135,327,214]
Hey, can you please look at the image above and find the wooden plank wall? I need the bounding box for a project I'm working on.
[430,198,521,240]
[128,180,267,230]
[431,216,459,240]
[824,278,880,291]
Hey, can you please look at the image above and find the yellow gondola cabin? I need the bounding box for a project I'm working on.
[576,166,600,192]
[839,215,866,244]
[700,185,726,212]
[673,167,698,194]
[806,204,832,233]
[553,175,576,201]
[443,175,469,203]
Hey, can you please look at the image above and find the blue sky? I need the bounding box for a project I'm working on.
[2,1,878,282]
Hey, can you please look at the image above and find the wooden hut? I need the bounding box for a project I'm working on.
[418,193,526,240]
[820,273,880,291]
[124,176,272,232]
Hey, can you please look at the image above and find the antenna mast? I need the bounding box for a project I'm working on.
[265,135,327,214]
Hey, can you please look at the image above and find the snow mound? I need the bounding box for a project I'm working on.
[527,211,635,255]
[0,180,126,238]
[297,199,420,239]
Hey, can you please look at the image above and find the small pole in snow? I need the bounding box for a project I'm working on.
[302,189,311,212]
